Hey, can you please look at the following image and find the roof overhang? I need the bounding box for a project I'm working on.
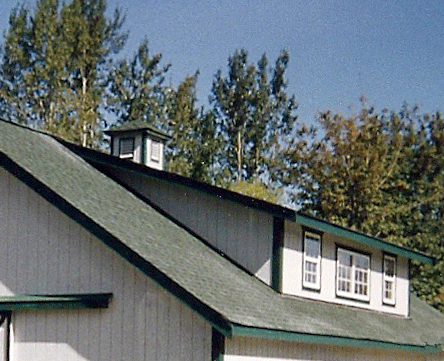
[296,213,434,264]
[230,324,443,354]
[0,293,113,311]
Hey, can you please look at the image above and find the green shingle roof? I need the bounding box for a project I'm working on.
[104,120,171,140]
[1,119,444,353]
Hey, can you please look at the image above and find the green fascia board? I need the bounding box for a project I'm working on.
[0,293,113,311]
[231,325,442,354]
[295,214,434,264]
[0,152,232,338]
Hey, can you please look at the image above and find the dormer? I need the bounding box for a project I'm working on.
[105,120,171,170]
[279,215,433,317]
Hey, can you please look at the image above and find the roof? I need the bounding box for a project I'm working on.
[1,119,443,354]
[104,120,171,140]
[61,138,433,265]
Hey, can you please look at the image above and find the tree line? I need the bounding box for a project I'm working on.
[1,0,444,311]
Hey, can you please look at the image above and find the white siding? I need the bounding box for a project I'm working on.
[0,166,212,361]
[106,169,274,284]
[224,336,432,361]
[282,221,410,316]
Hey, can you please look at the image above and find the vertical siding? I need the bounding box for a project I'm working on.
[224,336,429,361]
[0,167,212,361]
[106,169,274,284]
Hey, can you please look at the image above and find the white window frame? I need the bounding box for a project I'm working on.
[336,248,370,302]
[383,254,396,305]
[302,231,321,290]
[119,137,135,159]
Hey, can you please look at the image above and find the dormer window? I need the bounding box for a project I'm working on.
[383,255,396,305]
[119,138,135,159]
[336,248,370,302]
[303,231,321,290]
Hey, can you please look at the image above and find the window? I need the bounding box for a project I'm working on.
[119,138,135,159]
[383,255,396,305]
[303,231,321,290]
[151,140,161,161]
[336,248,370,301]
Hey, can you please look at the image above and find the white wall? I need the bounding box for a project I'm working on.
[106,169,274,285]
[0,166,212,361]
[224,336,432,361]
[282,221,410,316]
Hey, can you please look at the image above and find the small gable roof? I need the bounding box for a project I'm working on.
[0,119,443,354]
[104,120,171,140]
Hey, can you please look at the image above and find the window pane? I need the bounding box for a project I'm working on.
[305,236,320,258]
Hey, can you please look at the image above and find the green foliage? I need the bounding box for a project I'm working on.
[165,73,219,184]
[107,38,171,126]
[210,49,297,184]
[0,0,127,147]
[288,102,444,310]
[229,180,280,203]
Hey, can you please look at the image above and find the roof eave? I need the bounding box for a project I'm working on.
[230,325,442,354]
[296,213,434,264]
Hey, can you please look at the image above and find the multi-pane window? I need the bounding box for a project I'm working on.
[336,248,370,301]
[119,138,135,159]
[303,232,321,290]
[383,255,396,305]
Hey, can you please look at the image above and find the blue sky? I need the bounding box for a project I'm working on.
[1,0,443,125]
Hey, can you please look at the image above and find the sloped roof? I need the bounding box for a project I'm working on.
[104,120,171,140]
[1,119,444,354]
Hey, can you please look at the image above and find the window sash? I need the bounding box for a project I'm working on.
[336,248,370,301]
[303,232,321,290]
[383,255,396,305]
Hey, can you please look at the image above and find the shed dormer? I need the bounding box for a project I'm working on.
[105,121,171,170]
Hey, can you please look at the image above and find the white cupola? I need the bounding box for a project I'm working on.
[105,121,171,170]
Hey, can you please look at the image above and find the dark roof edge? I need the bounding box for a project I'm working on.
[59,140,295,220]
[231,325,442,354]
[0,151,232,337]
[0,293,113,311]
[296,213,434,264]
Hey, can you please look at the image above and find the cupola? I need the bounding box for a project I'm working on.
[105,120,171,170]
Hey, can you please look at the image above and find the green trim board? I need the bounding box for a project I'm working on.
[230,325,442,354]
[271,217,284,292]
[295,214,434,265]
[0,151,232,338]
[0,293,113,311]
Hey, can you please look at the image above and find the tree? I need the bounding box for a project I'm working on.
[287,102,444,311]
[0,0,127,147]
[165,73,219,184]
[106,38,171,127]
[210,49,297,184]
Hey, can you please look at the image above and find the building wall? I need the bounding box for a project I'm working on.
[224,336,431,361]
[106,169,274,285]
[0,166,212,361]
[282,221,410,316]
